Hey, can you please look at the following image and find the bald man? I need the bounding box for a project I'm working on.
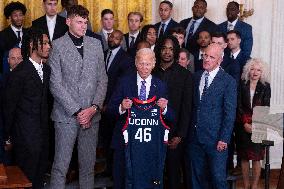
[188,43,237,189]
[8,47,23,70]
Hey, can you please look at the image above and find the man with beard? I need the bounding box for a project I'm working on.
[4,28,51,189]
[192,30,211,72]
[99,29,134,177]
[153,36,193,189]
[218,1,253,57]
[0,1,28,73]
[180,0,217,53]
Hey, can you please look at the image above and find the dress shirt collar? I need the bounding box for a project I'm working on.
[231,49,241,59]
[46,14,57,23]
[129,31,139,38]
[161,18,171,26]
[199,49,205,60]
[109,46,121,56]
[29,57,43,70]
[192,16,204,24]
[204,66,220,80]
[10,24,22,33]
[102,28,113,39]
[228,18,238,28]
[137,73,152,84]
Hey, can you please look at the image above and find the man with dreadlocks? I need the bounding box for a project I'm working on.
[4,28,51,189]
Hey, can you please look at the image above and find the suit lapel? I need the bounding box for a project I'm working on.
[108,48,122,72]
[41,16,49,39]
[195,71,202,102]
[130,74,138,98]
[149,77,158,98]
[27,60,43,88]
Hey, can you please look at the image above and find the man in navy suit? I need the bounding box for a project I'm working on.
[218,1,253,57]
[188,43,237,189]
[107,48,174,189]
[155,1,180,39]
[180,0,218,53]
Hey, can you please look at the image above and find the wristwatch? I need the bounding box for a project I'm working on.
[91,104,100,112]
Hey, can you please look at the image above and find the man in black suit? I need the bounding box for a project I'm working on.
[122,12,143,57]
[155,1,180,39]
[153,36,193,189]
[4,28,51,189]
[32,0,68,42]
[192,30,211,72]
[180,0,217,53]
[0,1,27,73]
[227,30,250,72]
[99,29,134,177]
[212,32,240,84]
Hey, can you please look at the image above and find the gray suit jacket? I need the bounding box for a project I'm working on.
[96,30,108,52]
[49,33,108,124]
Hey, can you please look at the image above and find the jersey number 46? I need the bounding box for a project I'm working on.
[135,128,151,142]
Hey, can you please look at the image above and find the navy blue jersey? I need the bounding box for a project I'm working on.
[122,96,170,189]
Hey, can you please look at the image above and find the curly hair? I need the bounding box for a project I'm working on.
[241,58,270,85]
[140,24,157,41]
[21,28,49,60]
[4,1,27,19]
[155,35,180,64]
[67,5,89,19]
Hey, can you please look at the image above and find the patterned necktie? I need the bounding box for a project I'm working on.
[159,23,165,38]
[38,64,43,83]
[129,36,135,48]
[186,20,196,46]
[202,72,209,95]
[139,80,147,100]
[106,50,112,71]
[227,23,234,31]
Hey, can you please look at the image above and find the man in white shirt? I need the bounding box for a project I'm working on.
[32,0,68,41]
[4,28,51,189]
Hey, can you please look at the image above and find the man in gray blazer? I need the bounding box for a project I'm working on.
[48,5,107,188]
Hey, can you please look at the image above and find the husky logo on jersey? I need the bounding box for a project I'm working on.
[151,109,158,116]
[131,111,136,118]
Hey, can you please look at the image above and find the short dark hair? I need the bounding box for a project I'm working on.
[169,27,186,36]
[128,12,143,22]
[67,5,89,19]
[194,0,207,6]
[197,29,211,39]
[61,0,70,8]
[43,0,58,2]
[101,9,114,18]
[4,1,27,19]
[211,32,227,42]
[21,28,49,59]
[160,1,173,9]
[179,48,190,60]
[228,1,240,10]
[140,24,157,41]
[227,30,241,39]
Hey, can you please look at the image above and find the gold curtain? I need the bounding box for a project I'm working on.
[0,0,152,33]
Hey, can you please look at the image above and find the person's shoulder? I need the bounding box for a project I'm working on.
[32,15,45,25]
[203,17,217,26]
[218,20,227,27]
[85,35,102,46]
[219,68,236,83]
[238,20,252,28]
[57,14,66,21]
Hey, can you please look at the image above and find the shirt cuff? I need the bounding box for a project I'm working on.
[162,106,167,115]
[119,104,126,115]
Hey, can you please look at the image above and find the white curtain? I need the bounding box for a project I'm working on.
[152,0,284,169]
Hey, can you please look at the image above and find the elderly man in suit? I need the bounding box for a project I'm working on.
[107,48,174,189]
[4,28,51,189]
[180,0,218,53]
[32,0,68,42]
[48,5,107,188]
[155,1,180,39]
[188,43,237,189]
[0,1,27,73]
[218,1,253,57]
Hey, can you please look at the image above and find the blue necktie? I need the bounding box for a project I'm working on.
[159,23,166,38]
[186,20,196,46]
[139,80,147,100]
[203,72,209,95]
[129,36,135,48]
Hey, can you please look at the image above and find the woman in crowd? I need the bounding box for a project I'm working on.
[140,24,157,50]
[237,58,271,189]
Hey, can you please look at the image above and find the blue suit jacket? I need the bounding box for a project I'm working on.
[107,73,174,149]
[221,54,241,85]
[218,19,253,57]
[190,69,237,145]
[235,50,250,72]
[155,18,180,37]
[104,48,135,104]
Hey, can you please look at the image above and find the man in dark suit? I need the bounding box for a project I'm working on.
[192,30,211,72]
[155,1,180,39]
[96,9,115,51]
[153,36,193,189]
[180,0,217,53]
[107,48,174,189]
[122,12,143,57]
[4,28,51,189]
[212,32,240,83]
[0,1,27,73]
[32,0,68,42]
[218,1,253,57]
[227,30,250,72]
[188,43,237,189]
[99,29,134,176]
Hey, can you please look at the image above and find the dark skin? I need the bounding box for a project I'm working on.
[226,2,240,22]
[192,0,207,20]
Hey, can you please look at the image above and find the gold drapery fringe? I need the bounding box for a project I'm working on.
[0,0,152,33]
